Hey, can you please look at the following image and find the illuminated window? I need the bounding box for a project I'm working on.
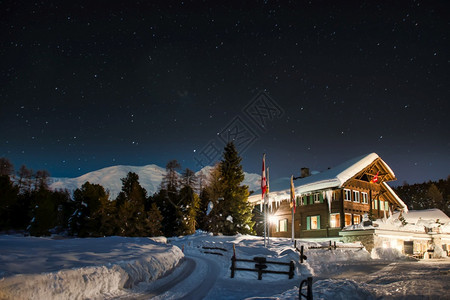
[380,200,384,211]
[353,215,361,224]
[373,199,378,210]
[344,189,352,201]
[361,192,368,204]
[279,219,288,232]
[385,201,389,211]
[353,191,360,203]
[306,215,321,230]
[345,213,352,226]
[330,213,340,228]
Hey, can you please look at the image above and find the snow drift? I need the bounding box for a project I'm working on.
[0,236,183,300]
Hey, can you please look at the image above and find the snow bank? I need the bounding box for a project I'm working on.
[295,240,371,276]
[0,236,183,299]
[371,247,404,260]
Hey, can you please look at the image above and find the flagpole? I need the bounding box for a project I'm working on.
[263,199,266,247]
[262,154,266,247]
[290,175,295,243]
[292,206,295,242]
[267,167,270,245]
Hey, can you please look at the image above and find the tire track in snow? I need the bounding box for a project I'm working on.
[180,254,220,300]
[143,257,197,298]
[365,262,398,284]
[127,254,220,299]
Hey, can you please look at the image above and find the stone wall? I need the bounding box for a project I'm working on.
[341,233,375,253]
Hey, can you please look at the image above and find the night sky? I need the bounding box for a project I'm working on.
[1,1,449,185]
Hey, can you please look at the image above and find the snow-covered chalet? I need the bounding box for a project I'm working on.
[248,153,408,239]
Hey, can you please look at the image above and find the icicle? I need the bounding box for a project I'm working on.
[325,190,333,214]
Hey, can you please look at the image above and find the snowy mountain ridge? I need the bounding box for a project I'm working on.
[50,164,261,199]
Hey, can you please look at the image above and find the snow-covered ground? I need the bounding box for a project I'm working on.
[0,236,183,299]
[1,232,449,299]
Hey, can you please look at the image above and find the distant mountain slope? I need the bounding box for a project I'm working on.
[50,164,261,199]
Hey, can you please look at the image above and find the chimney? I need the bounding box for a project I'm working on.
[301,167,310,178]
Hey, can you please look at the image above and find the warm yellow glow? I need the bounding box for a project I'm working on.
[330,213,340,228]
[268,215,278,224]
[377,234,431,241]
[390,239,403,252]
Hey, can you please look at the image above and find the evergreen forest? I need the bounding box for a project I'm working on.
[0,142,256,237]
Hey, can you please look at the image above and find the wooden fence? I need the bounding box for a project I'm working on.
[230,244,294,280]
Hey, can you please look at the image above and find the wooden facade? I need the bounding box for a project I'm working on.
[258,154,407,239]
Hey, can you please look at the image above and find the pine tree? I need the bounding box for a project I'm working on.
[0,157,14,176]
[427,184,444,211]
[17,165,33,193]
[209,142,255,235]
[177,168,200,235]
[115,172,156,236]
[0,175,20,231]
[28,187,70,236]
[197,187,210,231]
[94,195,117,236]
[147,202,163,236]
[203,164,224,233]
[156,160,182,237]
[69,182,109,237]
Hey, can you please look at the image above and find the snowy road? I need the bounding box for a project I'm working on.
[318,259,450,299]
[119,251,303,300]
[366,260,450,299]
[119,254,221,299]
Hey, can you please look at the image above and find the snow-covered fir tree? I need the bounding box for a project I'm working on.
[178,168,200,235]
[208,142,255,235]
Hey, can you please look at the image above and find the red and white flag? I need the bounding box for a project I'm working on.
[371,171,379,183]
[261,154,267,200]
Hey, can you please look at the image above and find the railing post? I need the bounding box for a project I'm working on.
[231,256,235,278]
[300,245,307,263]
[299,276,313,300]
[289,260,295,279]
[307,277,313,300]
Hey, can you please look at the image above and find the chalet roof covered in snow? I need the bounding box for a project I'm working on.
[248,153,406,210]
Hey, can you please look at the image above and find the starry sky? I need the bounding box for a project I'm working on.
[1,1,449,185]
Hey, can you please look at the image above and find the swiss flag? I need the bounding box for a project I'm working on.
[371,171,379,183]
[261,154,267,199]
